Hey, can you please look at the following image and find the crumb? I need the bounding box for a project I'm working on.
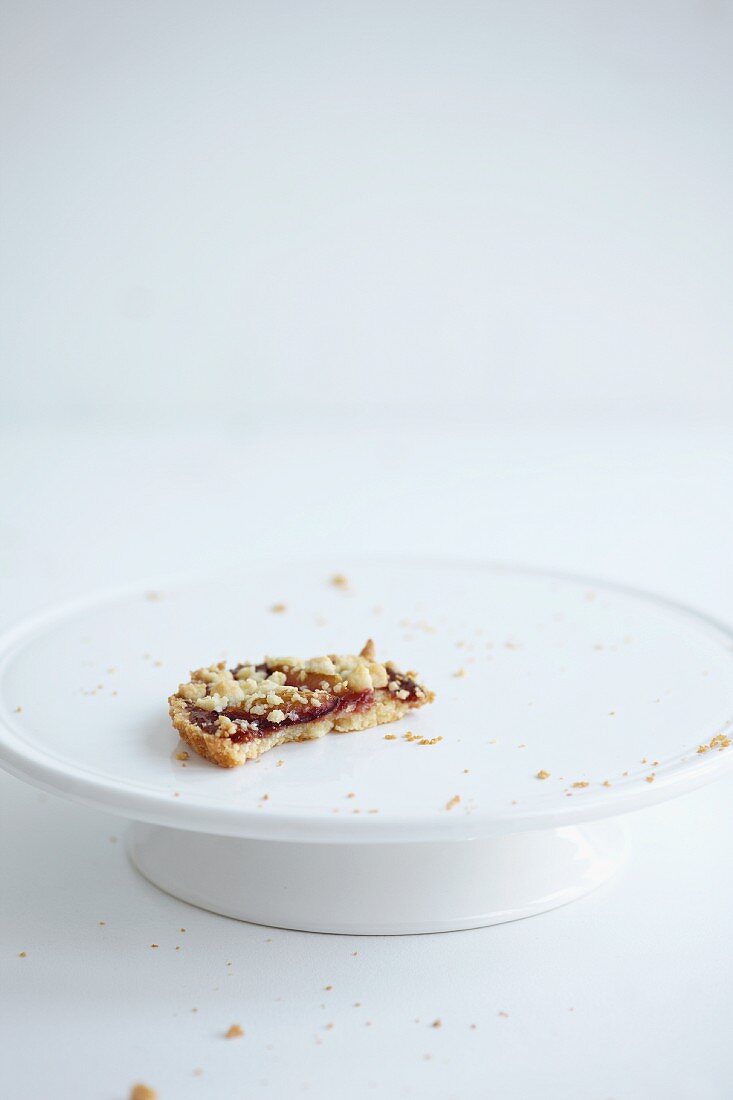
[176,751,189,761]
[463,768,469,773]
[645,774,655,783]
[153,660,163,667]
[130,1086,157,1100]
[351,951,358,956]
[622,770,629,777]
[180,928,186,933]
[276,759,284,766]
[498,1011,509,1018]
[330,574,349,589]
[191,1007,198,1013]
[145,591,161,601]
[150,944,159,949]
[445,794,461,811]
[346,792,356,799]
[193,1068,203,1076]
[453,668,466,678]
[14,706,22,713]
[353,1002,361,1007]
[271,603,287,613]
[698,732,731,754]
[324,985,332,991]
[384,733,396,740]
[419,736,443,745]
[488,739,497,745]
[602,780,611,787]
[536,770,550,780]
[571,781,589,789]
[173,792,180,797]
[262,793,269,801]
[99,921,105,926]
[18,951,27,958]
[225,1024,244,1039]
[511,799,518,805]
[431,1019,442,1028]
[325,1023,334,1030]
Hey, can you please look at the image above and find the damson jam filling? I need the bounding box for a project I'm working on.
[385,667,421,701]
[186,687,376,744]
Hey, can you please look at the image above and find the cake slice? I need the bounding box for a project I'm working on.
[169,640,435,767]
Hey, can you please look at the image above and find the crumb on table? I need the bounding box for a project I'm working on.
[130,1086,157,1100]
[225,1024,244,1039]
[445,794,461,811]
[536,770,550,780]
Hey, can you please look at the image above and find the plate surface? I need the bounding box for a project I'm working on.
[1,561,732,841]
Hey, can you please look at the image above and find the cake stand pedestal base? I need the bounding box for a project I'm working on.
[128,818,629,935]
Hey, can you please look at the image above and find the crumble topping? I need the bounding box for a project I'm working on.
[172,642,432,745]
[170,640,435,765]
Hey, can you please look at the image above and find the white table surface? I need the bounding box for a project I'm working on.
[2,422,732,1100]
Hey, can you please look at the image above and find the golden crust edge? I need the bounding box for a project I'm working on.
[169,690,428,768]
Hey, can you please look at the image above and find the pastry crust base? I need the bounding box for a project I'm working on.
[169,691,420,768]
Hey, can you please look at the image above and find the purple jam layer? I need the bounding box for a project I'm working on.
[186,687,376,744]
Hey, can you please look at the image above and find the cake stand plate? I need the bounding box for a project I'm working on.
[1,561,731,933]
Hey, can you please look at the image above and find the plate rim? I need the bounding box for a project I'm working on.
[1,558,733,842]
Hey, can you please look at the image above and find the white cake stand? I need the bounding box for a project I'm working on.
[1,562,731,934]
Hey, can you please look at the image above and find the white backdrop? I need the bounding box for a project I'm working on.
[1,0,732,428]
[2,6,733,1100]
